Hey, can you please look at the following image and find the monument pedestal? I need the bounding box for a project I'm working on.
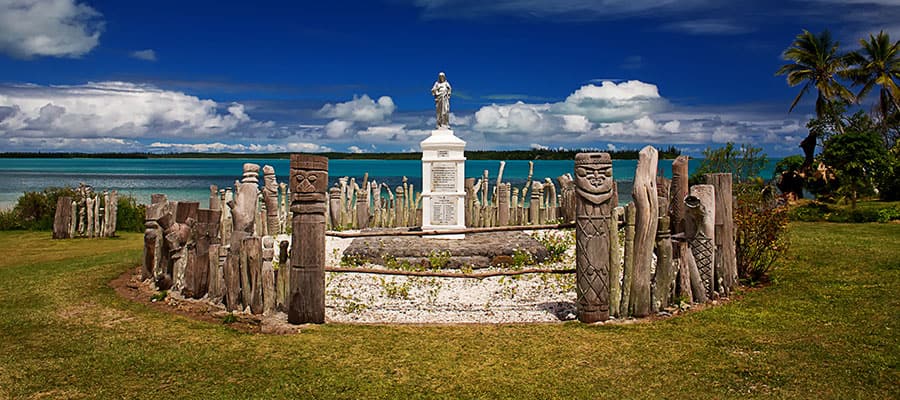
[421,129,466,239]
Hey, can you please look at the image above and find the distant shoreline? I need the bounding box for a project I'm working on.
[0,147,682,161]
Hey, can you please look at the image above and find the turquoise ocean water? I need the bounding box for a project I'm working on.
[0,158,779,208]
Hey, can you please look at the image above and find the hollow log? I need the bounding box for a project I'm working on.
[685,185,716,299]
[630,146,658,317]
[288,154,328,324]
[620,202,636,317]
[574,153,614,323]
[705,173,736,295]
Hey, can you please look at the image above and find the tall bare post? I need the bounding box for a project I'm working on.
[529,181,541,225]
[630,145,658,317]
[289,155,328,324]
[497,183,510,226]
[85,196,95,238]
[243,236,262,314]
[53,196,73,239]
[356,189,369,229]
[685,185,716,299]
[608,206,623,318]
[574,153,615,323]
[706,173,736,295]
[670,156,689,234]
[620,203,635,317]
[652,202,674,312]
[106,190,118,237]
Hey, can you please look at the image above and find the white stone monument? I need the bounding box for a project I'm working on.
[422,72,466,238]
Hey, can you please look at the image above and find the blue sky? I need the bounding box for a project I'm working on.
[0,0,898,156]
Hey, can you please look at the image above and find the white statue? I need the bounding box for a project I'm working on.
[431,72,452,129]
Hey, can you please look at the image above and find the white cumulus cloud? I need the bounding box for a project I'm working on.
[0,81,259,139]
[0,0,104,59]
[318,94,396,123]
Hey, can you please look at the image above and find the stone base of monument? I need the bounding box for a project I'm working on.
[342,231,549,269]
[421,129,466,239]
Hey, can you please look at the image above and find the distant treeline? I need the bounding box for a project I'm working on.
[0,147,681,160]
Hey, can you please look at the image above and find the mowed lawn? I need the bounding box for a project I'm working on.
[0,223,897,399]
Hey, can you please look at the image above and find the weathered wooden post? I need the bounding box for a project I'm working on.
[545,178,558,222]
[106,190,118,237]
[263,165,280,236]
[609,206,623,318]
[261,236,276,314]
[85,196,95,238]
[620,202,635,317]
[670,156,689,234]
[630,145,658,318]
[142,201,164,280]
[92,194,100,238]
[529,181,541,225]
[288,154,328,324]
[652,202,674,312]
[574,153,615,323]
[53,196,73,239]
[68,199,77,238]
[356,189,369,229]
[243,236,262,314]
[685,185,716,299]
[497,183,510,226]
[705,173,736,295]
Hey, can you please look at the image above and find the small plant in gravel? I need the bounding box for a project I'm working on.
[150,290,167,302]
[459,264,474,274]
[379,277,412,299]
[340,254,366,267]
[427,250,452,269]
[511,249,533,270]
[222,313,238,324]
[533,230,574,263]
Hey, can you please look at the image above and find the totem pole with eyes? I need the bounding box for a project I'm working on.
[574,153,615,323]
[288,154,329,324]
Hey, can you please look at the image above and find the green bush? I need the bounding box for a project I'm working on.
[787,200,900,223]
[0,187,145,232]
[734,181,790,283]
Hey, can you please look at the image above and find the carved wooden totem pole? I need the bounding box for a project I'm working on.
[574,153,614,323]
[262,165,280,235]
[289,155,328,324]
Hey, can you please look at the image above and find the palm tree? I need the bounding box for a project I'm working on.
[776,29,855,167]
[845,30,900,141]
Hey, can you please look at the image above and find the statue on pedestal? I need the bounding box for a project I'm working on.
[431,72,452,129]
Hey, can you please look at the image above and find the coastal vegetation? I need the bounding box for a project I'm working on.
[0,222,896,398]
[775,29,899,205]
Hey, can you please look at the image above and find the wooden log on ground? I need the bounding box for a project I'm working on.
[261,236,276,314]
[53,196,73,239]
[325,222,575,237]
[288,154,328,324]
[670,156,689,234]
[326,266,575,278]
[574,152,615,323]
[609,206,623,318]
[620,202,636,317]
[630,146,659,317]
[685,185,716,300]
[652,202,674,312]
[706,173,736,296]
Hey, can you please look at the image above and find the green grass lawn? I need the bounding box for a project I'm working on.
[0,224,897,399]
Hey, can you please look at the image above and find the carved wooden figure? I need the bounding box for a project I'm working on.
[263,165,280,235]
[288,154,328,324]
[261,236,277,314]
[630,146,658,317]
[574,152,614,323]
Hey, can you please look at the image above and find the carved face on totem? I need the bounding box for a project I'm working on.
[290,154,329,203]
[574,152,614,205]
